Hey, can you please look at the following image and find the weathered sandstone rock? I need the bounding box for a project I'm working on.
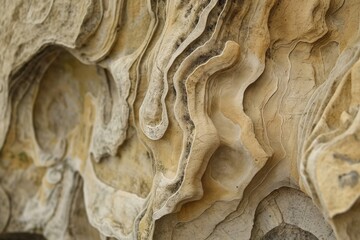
[0,0,359,239]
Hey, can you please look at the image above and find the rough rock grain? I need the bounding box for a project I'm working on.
[0,0,359,239]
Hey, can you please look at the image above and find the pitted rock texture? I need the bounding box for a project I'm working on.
[0,0,360,239]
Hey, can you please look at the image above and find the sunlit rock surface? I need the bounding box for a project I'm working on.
[0,0,359,239]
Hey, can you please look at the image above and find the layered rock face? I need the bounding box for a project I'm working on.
[0,0,360,239]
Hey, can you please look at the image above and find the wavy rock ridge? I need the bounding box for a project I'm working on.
[0,0,359,239]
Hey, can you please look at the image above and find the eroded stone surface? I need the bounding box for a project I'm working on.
[1,0,360,239]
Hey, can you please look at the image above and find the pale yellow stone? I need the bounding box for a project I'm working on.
[1,0,360,239]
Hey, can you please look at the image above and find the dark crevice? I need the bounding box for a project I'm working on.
[0,233,47,240]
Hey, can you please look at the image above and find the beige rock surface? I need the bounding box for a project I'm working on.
[0,0,360,239]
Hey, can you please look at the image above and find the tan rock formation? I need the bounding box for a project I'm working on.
[0,0,359,239]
